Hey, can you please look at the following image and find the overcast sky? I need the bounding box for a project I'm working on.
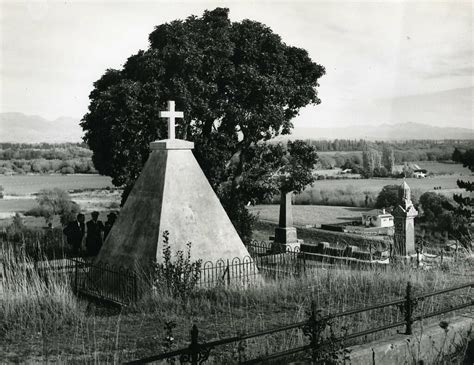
[1,0,472,130]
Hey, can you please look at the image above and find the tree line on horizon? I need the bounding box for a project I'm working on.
[0,139,471,176]
[0,143,95,175]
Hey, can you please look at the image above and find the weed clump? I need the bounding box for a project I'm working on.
[153,231,202,300]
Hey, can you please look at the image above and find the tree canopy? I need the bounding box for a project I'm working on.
[81,8,325,240]
[451,148,473,244]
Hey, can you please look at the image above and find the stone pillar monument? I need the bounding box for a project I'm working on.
[392,181,418,256]
[274,191,300,250]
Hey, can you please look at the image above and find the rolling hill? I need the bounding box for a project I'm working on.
[0,112,83,143]
[287,122,474,141]
[1,112,472,143]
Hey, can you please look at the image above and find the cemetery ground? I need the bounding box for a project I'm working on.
[1,244,473,363]
[1,169,473,362]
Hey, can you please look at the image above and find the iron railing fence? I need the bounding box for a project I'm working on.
[125,281,473,364]
[72,259,139,305]
[1,239,388,304]
[4,238,465,306]
[198,256,259,287]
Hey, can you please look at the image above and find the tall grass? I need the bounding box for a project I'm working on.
[1,243,472,363]
[0,247,83,334]
[131,259,472,363]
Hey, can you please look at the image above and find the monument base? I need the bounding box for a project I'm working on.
[275,227,297,244]
[273,227,302,252]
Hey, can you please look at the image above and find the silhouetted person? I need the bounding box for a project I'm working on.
[104,212,117,240]
[63,213,85,256]
[86,211,104,257]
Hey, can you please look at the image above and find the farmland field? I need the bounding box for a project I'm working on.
[415,161,472,175]
[0,174,112,195]
[248,205,369,227]
[0,199,36,217]
[309,175,471,191]
[291,173,473,207]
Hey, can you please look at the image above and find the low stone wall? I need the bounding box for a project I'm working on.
[346,315,473,365]
[301,242,378,260]
[298,227,390,251]
[256,220,390,251]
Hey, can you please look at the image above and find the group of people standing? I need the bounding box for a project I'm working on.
[63,211,117,257]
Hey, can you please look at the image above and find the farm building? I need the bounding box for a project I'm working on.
[413,171,427,178]
[361,209,394,228]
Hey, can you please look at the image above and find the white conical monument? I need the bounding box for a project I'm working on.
[96,101,252,269]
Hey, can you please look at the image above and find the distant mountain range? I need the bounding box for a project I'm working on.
[285,122,474,141]
[0,112,472,143]
[0,112,83,143]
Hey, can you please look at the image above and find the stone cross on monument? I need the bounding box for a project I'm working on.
[159,100,184,140]
[96,98,253,272]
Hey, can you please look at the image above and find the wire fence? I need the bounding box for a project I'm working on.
[124,282,473,364]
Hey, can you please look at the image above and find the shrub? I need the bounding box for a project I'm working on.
[375,185,399,209]
[419,192,454,221]
[60,166,75,174]
[34,188,81,225]
[153,231,202,300]
[374,166,389,177]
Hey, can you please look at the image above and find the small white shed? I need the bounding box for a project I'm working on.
[361,209,394,228]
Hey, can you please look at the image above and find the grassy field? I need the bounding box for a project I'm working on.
[310,175,471,191]
[416,161,472,175]
[249,204,367,227]
[0,174,112,195]
[293,174,473,207]
[0,199,36,215]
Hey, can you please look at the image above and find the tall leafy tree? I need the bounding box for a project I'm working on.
[382,145,395,173]
[362,149,381,177]
[452,148,473,245]
[81,8,325,240]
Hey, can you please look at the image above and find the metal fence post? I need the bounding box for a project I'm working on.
[74,259,78,293]
[190,325,200,365]
[226,259,231,286]
[404,282,414,335]
[303,300,328,362]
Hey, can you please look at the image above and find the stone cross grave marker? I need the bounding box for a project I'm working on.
[97,97,253,271]
[159,100,184,140]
